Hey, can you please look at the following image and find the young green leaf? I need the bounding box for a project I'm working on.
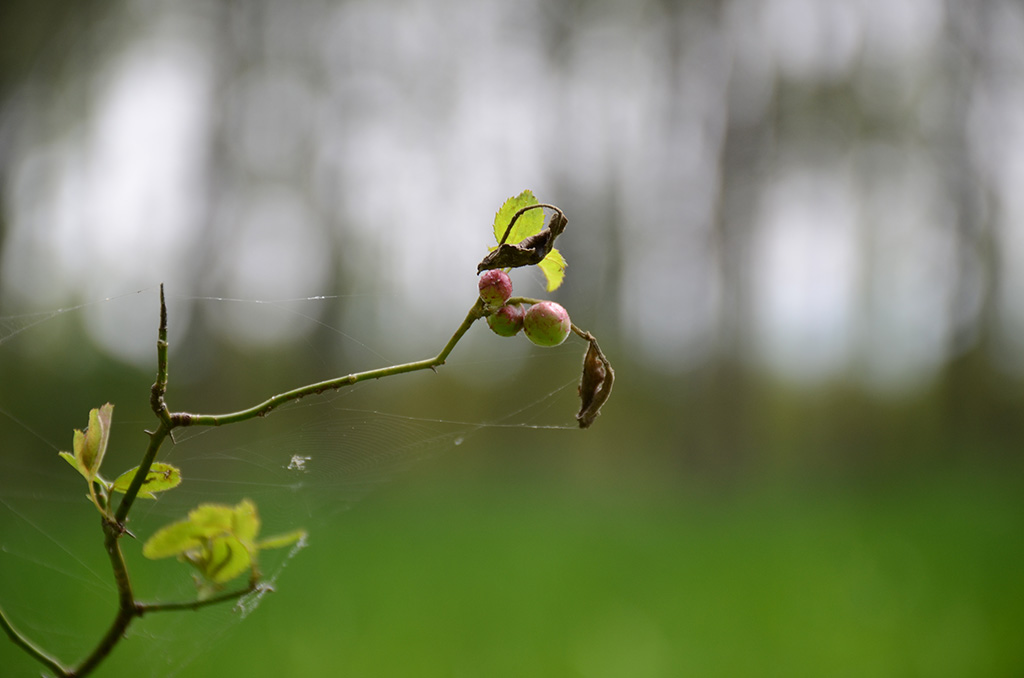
[231,499,260,544]
[71,429,88,474]
[142,519,206,559]
[493,190,543,245]
[188,503,237,532]
[257,529,308,551]
[142,499,295,588]
[58,450,86,478]
[112,462,182,498]
[537,247,567,292]
[58,404,116,516]
[59,403,114,483]
[185,534,252,585]
[79,403,114,477]
[143,503,238,559]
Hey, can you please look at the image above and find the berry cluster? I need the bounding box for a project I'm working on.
[478,270,571,347]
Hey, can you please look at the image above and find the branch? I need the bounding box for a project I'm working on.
[0,605,70,677]
[138,582,264,614]
[113,425,171,525]
[149,284,172,427]
[71,521,141,677]
[176,297,487,428]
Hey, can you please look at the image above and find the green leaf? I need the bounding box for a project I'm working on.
[143,519,205,559]
[537,247,567,291]
[186,534,252,584]
[59,450,87,478]
[487,192,570,288]
[231,499,260,545]
[189,503,236,531]
[143,502,236,559]
[71,429,88,474]
[144,499,304,587]
[63,403,114,483]
[79,403,114,477]
[257,529,308,551]
[112,462,182,498]
[493,190,543,245]
[60,404,116,517]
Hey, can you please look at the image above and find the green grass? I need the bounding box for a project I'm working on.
[3,472,1022,677]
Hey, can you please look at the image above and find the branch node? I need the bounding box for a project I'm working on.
[170,413,192,427]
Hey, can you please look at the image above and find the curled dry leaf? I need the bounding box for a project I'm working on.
[576,336,614,429]
[478,210,568,272]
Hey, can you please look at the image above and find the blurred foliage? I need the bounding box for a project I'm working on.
[2,459,1022,676]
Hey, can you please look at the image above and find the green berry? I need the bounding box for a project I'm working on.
[478,270,513,307]
[523,301,571,347]
[487,303,524,337]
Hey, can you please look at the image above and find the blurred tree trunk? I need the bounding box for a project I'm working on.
[700,0,770,474]
[940,0,1016,459]
[0,0,107,291]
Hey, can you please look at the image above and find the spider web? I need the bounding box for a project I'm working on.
[0,289,582,677]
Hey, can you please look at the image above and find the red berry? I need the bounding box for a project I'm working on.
[487,303,524,337]
[523,301,571,347]
[478,270,513,307]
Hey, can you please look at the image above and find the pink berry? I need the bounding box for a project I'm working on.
[523,301,571,347]
[478,270,513,307]
[487,303,524,337]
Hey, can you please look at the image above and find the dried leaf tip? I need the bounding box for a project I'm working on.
[478,207,568,273]
[576,338,614,429]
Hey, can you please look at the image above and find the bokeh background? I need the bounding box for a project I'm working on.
[2,0,1023,675]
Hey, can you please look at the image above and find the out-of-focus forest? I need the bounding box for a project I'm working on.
[1,0,1022,676]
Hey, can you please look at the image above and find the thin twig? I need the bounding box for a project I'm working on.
[0,605,70,677]
[138,582,263,614]
[176,297,487,428]
[497,203,562,245]
[71,521,141,676]
[149,283,171,427]
[113,425,171,525]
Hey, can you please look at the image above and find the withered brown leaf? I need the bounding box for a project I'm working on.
[576,336,614,429]
[478,210,568,272]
